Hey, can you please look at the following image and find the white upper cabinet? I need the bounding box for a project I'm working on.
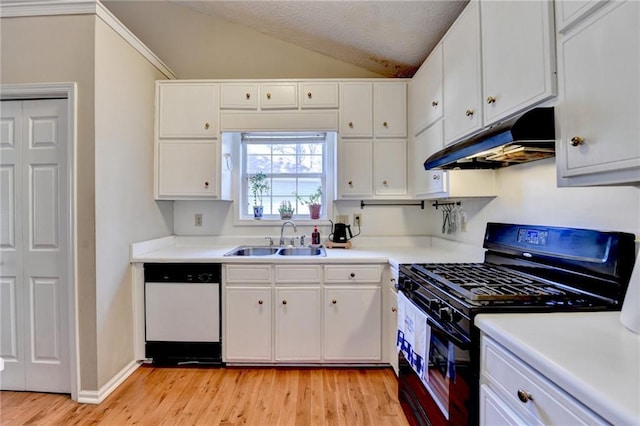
[300,82,339,109]
[220,83,259,110]
[481,0,556,125]
[409,43,443,136]
[443,1,483,145]
[374,82,407,138]
[555,0,610,34]
[260,82,299,109]
[158,82,219,138]
[374,139,407,196]
[339,82,374,137]
[556,0,640,186]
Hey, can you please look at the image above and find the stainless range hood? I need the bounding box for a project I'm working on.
[424,107,555,170]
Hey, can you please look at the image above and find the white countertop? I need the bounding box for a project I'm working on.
[475,312,640,426]
[130,235,486,265]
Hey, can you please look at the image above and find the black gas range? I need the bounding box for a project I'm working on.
[396,222,637,426]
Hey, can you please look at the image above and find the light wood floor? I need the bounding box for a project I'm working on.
[1,366,409,425]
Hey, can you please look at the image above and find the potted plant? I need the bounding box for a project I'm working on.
[249,172,269,219]
[278,200,295,220]
[296,186,323,219]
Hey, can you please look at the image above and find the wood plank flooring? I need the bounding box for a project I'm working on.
[0,366,409,425]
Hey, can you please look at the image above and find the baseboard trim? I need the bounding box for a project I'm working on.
[77,360,140,404]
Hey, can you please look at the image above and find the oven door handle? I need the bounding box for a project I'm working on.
[426,316,471,350]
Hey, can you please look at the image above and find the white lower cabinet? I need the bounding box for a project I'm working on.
[275,287,322,361]
[480,335,607,425]
[225,287,272,362]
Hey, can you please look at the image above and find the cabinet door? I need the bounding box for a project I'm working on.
[157,141,217,198]
[158,83,219,138]
[324,287,382,361]
[225,288,272,362]
[339,82,373,137]
[374,82,407,138]
[260,82,299,109]
[556,0,610,34]
[220,83,258,110]
[481,0,556,125]
[557,1,640,184]
[300,82,339,109]
[480,384,526,426]
[384,284,399,375]
[443,1,482,145]
[275,288,321,361]
[337,138,373,197]
[374,139,407,196]
[411,121,443,198]
[410,44,443,136]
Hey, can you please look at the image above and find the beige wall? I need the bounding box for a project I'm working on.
[102,0,383,80]
[1,14,100,390]
[94,19,172,388]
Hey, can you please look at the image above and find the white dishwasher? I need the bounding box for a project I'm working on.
[144,263,222,365]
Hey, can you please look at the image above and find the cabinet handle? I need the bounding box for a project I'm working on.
[245,93,251,100]
[516,389,533,403]
[433,174,440,180]
[331,299,337,304]
[267,93,272,99]
[486,96,496,104]
[390,278,396,283]
[348,121,354,128]
[383,180,388,185]
[204,181,209,188]
[258,300,263,305]
[392,307,397,313]
[350,272,356,278]
[570,136,585,147]
[432,100,438,107]
[465,109,474,117]
[204,122,210,129]
[307,92,313,99]
[282,300,287,305]
[383,121,388,128]
[348,180,353,186]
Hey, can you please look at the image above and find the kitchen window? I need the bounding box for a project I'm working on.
[240,132,334,221]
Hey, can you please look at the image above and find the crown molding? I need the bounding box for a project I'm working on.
[0,0,176,79]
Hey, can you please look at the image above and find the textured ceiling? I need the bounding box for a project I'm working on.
[103,0,467,78]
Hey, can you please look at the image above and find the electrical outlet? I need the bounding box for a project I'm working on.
[335,214,349,224]
[353,213,363,227]
[195,213,203,227]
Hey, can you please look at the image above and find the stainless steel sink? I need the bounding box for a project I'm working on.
[277,247,326,256]
[223,245,326,257]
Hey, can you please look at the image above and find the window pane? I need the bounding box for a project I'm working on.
[273,155,297,173]
[247,155,272,173]
[298,155,323,173]
[271,177,297,196]
[246,144,272,155]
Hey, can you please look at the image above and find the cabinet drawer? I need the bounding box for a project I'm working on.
[275,265,322,283]
[224,265,272,283]
[324,265,383,283]
[481,336,605,425]
[300,82,339,109]
[220,83,259,110]
[260,83,299,109]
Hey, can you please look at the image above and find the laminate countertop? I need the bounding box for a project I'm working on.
[475,312,640,425]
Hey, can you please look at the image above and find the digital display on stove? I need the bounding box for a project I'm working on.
[517,228,548,245]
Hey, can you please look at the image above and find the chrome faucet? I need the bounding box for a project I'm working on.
[280,220,297,246]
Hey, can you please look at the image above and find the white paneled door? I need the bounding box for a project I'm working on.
[0,99,70,393]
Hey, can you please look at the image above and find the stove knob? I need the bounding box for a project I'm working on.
[429,299,441,310]
[451,310,462,324]
[439,307,452,322]
[397,277,417,291]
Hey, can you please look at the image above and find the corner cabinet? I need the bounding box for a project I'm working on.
[338,81,408,199]
[555,0,640,186]
[155,81,229,200]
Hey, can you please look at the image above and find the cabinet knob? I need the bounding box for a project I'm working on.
[570,136,585,147]
[348,121,354,128]
[282,300,287,305]
[204,181,209,188]
[267,93,272,99]
[204,122,210,129]
[432,100,439,107]
[465,109,474,117]
[517,389,533,403]
[245,93,251,100]
[383,121,388,128]
[391,307,397,313]
[382,180,388,185]
[348,180,353,186]
[307,92,313,99]
[390,278,396,283]
[331,299,337,304]
[350,272,356,278]
[258,300,263,305]
[486,96,496,104]
[433,174,440,180]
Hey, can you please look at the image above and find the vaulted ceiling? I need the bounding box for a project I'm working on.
[102,0,467,78]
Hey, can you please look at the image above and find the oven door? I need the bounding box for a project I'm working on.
[398,299,471,426]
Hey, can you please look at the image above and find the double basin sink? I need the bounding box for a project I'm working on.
[224,245,327,257]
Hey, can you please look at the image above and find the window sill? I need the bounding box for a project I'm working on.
[234,217,332,227]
